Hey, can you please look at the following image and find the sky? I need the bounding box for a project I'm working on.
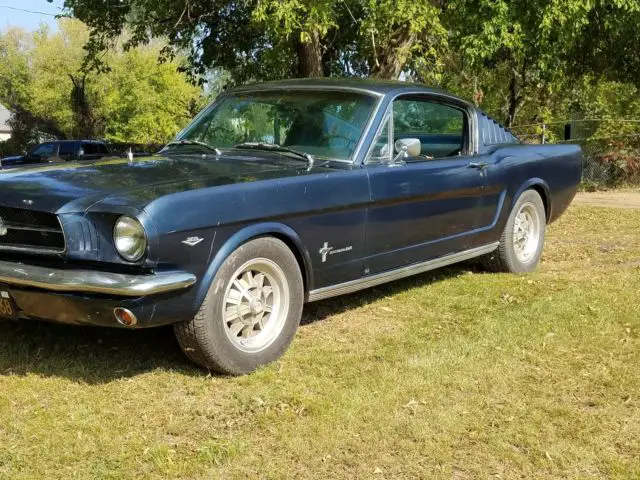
[0,0,65,32]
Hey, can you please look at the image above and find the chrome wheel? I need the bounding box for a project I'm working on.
[222,258,290,353]
[512,202,542,263]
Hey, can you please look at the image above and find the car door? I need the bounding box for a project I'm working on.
[79,142,103,161]
[363,95,493,274]
[28,142,58,164]
[95,143,110,159]
[57,142,76,161]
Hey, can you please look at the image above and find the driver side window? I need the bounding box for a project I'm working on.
[394,98,466,159]
[366,97,467,163]
[32,143,57,158]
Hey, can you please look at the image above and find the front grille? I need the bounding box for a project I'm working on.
[0,206,65,253]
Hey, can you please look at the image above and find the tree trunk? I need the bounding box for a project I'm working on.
[506,71,519,127]
[295,30,324,78]
[69,74,103,138]
[371,30,416,80]
[505,58,527,127]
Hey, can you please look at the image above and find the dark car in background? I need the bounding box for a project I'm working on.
[0,140,110,169]
[0,79,582,375]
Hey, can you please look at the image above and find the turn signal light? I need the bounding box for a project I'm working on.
[114,307,138,327]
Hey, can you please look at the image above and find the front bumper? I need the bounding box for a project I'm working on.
[0,261,200,328]
[0,260,196,297]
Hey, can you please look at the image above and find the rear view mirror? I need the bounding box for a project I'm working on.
[393,138,421,162]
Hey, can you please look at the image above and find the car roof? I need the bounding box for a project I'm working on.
[229,78,473,104]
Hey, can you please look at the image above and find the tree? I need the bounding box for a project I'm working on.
[439,0,640,126]
[0,19,202,145]
[0,27,68,144]
[57,0,448,82]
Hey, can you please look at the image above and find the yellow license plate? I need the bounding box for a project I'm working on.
[0,291,17,319]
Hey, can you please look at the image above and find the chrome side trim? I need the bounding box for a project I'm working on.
[307,242,499,302]
[0,261,197,297]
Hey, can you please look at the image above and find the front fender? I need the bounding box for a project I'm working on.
[194,222,314,308]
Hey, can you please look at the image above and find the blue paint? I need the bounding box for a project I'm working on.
[0,79,582,328]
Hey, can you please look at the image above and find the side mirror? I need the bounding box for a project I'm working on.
[393,138,421,162]
[78,148,84,157]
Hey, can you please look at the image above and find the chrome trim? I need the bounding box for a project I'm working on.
[307,243,499,302]
[114,307,138,326]
[0,261,197,297]
[229,85,386,98]
[0,245,66,256]
[363,110,393,164]
[360,90,478,166]
[1,222,61,233]
[0,213,67,255]
[351,94,385,164]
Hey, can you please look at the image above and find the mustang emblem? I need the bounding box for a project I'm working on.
[0,217,6,236]
[319,242,333,262]
[319,242,353,262]
[182,236,204,247]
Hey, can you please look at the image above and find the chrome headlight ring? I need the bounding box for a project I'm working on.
[113,216,148,262]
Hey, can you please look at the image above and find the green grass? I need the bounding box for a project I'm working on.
[1,205,640,479]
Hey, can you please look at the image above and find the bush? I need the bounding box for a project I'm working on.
[590,141,640,186]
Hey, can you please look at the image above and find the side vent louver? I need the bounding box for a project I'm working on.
[480,113,517,147]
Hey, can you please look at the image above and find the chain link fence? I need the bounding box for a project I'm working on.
[510,120,640,188]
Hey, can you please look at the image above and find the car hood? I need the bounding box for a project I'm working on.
[0,152,329,213]
[0,155,25,164]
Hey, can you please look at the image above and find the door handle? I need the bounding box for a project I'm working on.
[468,161,488,170]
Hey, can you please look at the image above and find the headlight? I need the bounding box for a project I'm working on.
[113,216,147,262]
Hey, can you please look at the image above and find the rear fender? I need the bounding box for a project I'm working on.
[511,178,551,223]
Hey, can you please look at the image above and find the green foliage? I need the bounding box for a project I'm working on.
[55,0,640,132]
[0,18,201,146]
[434,0,640,126]
[95,47,201,143]
[61,0,449,81]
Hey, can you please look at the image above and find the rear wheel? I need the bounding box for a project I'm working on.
[483,189,546,273]
[174,237,303,375]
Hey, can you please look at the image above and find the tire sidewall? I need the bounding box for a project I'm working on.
[503,190,546,273]
[201,237,303,374]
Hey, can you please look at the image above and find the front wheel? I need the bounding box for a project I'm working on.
[174,237,304,375]
[483,189,546,273]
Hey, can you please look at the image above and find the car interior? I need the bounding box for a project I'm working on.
[368,97,470,163]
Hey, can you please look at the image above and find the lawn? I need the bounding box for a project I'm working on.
[1,205,639,479]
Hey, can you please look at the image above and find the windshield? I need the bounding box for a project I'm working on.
[175,90,378,161]
[31,143,57,157]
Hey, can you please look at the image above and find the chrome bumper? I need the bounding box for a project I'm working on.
[0,260,197,297]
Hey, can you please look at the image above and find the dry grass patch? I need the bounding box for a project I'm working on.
[1,205,639,479]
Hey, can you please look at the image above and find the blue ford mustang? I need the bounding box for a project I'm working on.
[0,79,582,374]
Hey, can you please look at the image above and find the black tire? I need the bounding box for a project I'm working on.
[483,189,546,273]
[174,237,304,375]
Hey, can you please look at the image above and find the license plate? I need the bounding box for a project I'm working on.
[0,290,18,320]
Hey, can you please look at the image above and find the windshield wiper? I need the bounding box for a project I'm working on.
[234,142,314,169]
[166,139,222,155]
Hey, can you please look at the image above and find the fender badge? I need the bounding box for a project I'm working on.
[319,242,352,262]
[182,236,204,247]
[319,242,333,262]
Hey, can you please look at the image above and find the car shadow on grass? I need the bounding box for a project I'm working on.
[0,264,475,383]
[301,264,469,325]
